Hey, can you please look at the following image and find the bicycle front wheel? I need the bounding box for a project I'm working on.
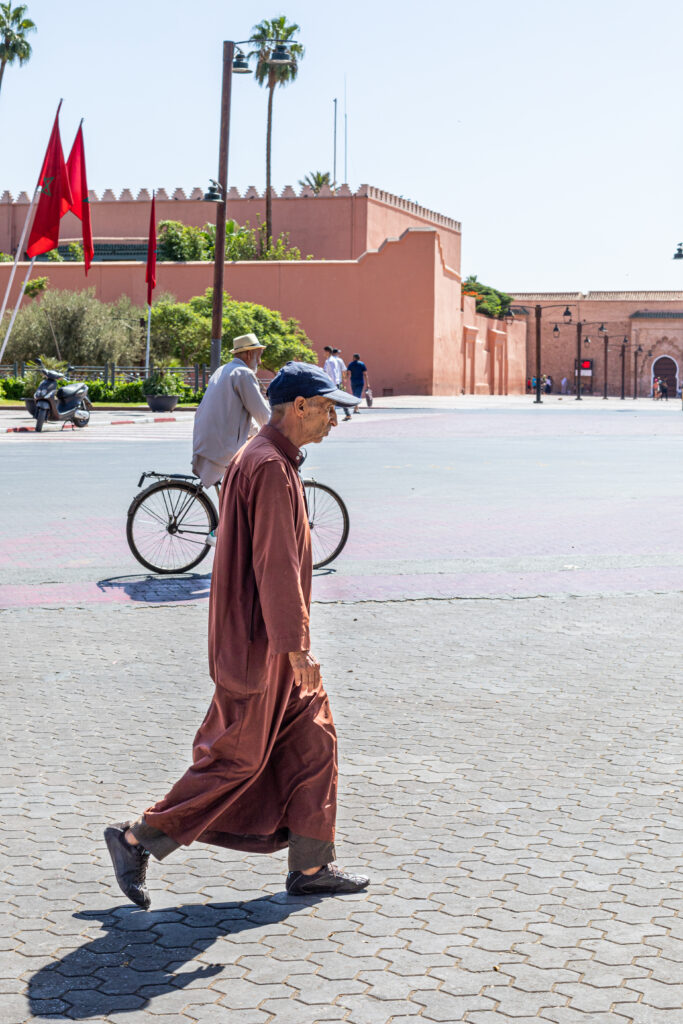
[303,480,350,569]
[126,480,218,574]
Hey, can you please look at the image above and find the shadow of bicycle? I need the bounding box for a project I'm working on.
[97,573,211,603]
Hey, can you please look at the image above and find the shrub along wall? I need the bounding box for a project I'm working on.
[0,376,205,404]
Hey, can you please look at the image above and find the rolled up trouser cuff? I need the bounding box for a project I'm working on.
[129,816,180,861]
[288,831,336,871]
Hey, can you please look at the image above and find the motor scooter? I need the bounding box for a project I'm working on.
[32,359,93,432]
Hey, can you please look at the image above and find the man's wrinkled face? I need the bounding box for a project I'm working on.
[300,395,338,443]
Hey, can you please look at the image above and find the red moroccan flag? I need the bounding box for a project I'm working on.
[26,108,74,258]
[145,193,156,306]
[66,124,94,274]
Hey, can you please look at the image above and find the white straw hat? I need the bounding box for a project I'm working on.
[230,333,266,355]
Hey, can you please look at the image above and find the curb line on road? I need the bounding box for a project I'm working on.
[5,415,181,433]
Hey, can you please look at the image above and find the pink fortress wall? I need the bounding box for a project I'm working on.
[0,184,526,395]
[0,227,526,396]
[0,184,462,267]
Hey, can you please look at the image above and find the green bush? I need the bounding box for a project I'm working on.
[462,275,513,319]
[0,251,13,263]
[148,289,315,371]
[157,218,308,263]
[149,300,209,364]
[0,372,203,404]
[46,249,64,262]
[142,369,181,396]
[84,380,114,403]
[188,289,316,371]
[157,220,209,262]
[67,241,84,261]
[24,276,48,299]
[112,379,145,403]
[0,377,26,399]
[3,288,145,365]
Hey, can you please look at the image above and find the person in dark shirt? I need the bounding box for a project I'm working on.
[347,354,369,414]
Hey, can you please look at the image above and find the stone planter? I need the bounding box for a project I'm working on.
[24,398,36,417]
[144,395,179,413]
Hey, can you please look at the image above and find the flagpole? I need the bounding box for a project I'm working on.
[145,304,151,375]
[0,99,64,359]
[0,257,36,362]
[0,187,39,337]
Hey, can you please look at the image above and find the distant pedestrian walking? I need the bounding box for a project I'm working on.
[347,354,370,414]
[545,375,553,394]
[660,378,669,401]
[323,346,337,385]
[561,376,568,395]
[331,348,351,421]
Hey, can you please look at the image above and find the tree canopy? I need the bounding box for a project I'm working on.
[298,171,332,195]
[0,3,36,97]
[248,16,304,249]
[150,288,316,371]
[462,275,514,319]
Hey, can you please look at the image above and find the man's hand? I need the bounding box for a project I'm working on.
[289,650,321,695]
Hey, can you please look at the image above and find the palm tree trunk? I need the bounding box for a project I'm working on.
[0,60,6,97]
[264,79,275,255]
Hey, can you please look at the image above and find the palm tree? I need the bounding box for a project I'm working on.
[249,16,304,251]
[0,3,36,99]
[298,171,333,195]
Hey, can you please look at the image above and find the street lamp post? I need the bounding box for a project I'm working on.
[603,332,609,399]
[633,344,643,399]
[209,41,236,375]
[534,303,542,404]
[620,337,629,399]
[575,320,584,400]
[530,302,571,403]
[206,38,296,374]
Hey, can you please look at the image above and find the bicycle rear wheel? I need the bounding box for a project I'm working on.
[303,480,349,569]
[126,480,218,574]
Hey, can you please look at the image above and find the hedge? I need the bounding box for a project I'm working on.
[0,376,205,405]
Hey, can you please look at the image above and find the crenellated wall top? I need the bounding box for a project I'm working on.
[513,291,683,302]
[0,183,461,232]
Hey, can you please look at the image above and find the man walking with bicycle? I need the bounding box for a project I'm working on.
[191,333,270,487]
[104,362,368,906]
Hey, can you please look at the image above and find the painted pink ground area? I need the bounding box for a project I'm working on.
[3,565,683,609]
[0,519,127,570]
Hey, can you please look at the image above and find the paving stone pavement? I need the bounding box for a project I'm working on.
[1,591,682,1023]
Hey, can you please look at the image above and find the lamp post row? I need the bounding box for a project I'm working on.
[531,303,652,402]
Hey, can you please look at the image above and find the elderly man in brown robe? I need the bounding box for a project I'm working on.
[104,362,368,908]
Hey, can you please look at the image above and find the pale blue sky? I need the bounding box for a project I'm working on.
[2,0,682,291]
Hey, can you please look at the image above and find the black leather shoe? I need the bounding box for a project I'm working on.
[104,822,151,910]
[286,864,369,895]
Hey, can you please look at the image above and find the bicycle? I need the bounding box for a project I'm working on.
[126,471,350,575]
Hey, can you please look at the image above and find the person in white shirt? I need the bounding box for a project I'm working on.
[192,334,271,487]
[323,346,337,385]
[331,348,351,421]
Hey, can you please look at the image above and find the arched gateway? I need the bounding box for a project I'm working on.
[652,356,678,397]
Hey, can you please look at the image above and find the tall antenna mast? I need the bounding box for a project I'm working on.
[333,97,337,188]
[344,75,348,183]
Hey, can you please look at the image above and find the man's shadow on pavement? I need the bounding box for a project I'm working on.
[28,895,320,1019]
[97,573,212,603]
